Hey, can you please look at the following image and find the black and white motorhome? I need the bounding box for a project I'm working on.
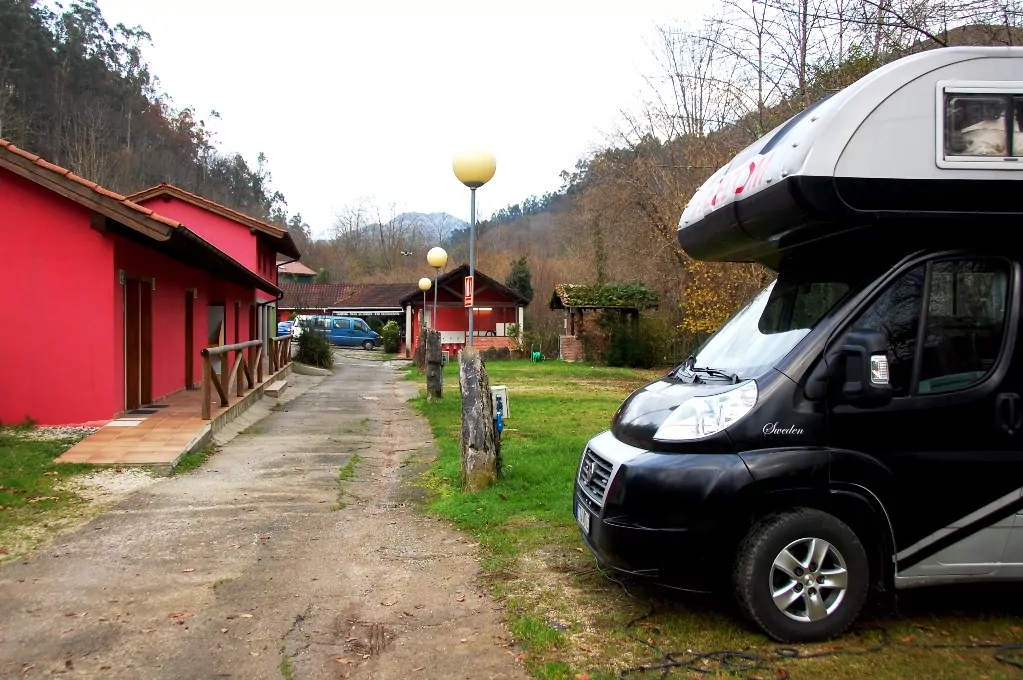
[574,46,1023,643]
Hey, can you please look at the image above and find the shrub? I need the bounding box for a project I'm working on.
[381,320,400,353]
[295,327,333,369]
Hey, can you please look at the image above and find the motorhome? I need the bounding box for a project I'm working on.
[574,46,1023,643]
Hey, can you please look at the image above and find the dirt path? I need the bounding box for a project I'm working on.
[0,358,528,680]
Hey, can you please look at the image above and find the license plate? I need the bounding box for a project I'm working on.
[576,504,591,535]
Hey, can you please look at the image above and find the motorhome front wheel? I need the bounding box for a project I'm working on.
[733,508,869,642]
[363,340,374,351]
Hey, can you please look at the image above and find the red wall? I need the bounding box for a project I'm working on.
[135,196,258,272]
[0,169,118,425]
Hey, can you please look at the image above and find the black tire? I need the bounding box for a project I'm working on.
[362,341,374,351]
[733,508,869,643]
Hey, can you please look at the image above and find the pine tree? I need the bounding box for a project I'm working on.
[505,256,534,304]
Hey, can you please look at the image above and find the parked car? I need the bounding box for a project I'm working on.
[276,320,294,336]
[291,315,381,350]
[325,316,382,350]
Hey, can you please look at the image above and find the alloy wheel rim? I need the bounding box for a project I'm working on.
[769,537,849,623]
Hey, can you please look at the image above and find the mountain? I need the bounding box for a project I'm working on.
[393,212,467,243]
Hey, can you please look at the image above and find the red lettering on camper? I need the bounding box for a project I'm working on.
[733,161,756,194]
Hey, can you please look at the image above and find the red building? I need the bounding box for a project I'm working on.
[0,141,293,426]
[400,264,528,357]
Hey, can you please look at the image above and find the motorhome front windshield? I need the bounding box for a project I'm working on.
[687,264,870,380]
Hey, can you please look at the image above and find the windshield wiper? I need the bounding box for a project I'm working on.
[690,366,739,383]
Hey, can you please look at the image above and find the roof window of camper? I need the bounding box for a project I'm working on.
[941,84,1023,162]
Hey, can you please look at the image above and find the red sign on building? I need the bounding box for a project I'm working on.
[464,275,474,307]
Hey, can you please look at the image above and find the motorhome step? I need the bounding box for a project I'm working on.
[265,380,289,397]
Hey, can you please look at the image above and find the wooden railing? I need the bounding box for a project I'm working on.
[200,340,264,420]
[269,334,292,373]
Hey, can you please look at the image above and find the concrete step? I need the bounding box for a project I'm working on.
[265,380,289,397]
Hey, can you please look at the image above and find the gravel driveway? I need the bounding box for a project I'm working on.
[0,357,527,680]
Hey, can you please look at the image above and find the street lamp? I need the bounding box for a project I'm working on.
[452,148,496,348]
[427,246,448,330]
[418,277,431,329]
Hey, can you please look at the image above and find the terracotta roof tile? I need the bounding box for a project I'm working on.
[279,261,318,276]
[6,144,40,162]
[331,284,417,309]
[93,185,126,201]
[128,182,287,236]
[65,173,98,190]
[0,138,182,230]
[279,283,365,310]
[35,159,69,175]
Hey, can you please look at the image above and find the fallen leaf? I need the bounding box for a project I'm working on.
[240,613,253,618]
[182,568,195,573]
[250,652,260,657]
[414,604,425,610]
[19,663,34,674]
[142,628,155,633]
[334,657,355,665]
[941,630,950,636]
[575,674,590,680]
[221,628,229,633]
[899,635,916,643]
[413,667,424,672]
[460,638,467,643]
[362,654,370,659]
[380,601,396,606]
[260,535,271,540]
[65,660,74,669]
[169,612,192,619]
[0,547,8,555]
[456,594,466,602]
[1013,626,1022,636]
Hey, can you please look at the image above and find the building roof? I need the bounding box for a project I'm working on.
[279,283,364,310]
[0,139,279,296]
[398,264,531,306]
[279,261,318,276]
[127,182,301,260]
[549,283,660,310]
[333,284,417,310]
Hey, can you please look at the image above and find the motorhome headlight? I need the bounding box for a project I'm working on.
[653,380,758,441]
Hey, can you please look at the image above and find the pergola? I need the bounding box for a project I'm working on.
[549,282,660,335]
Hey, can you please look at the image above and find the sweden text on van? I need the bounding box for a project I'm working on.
[574,46,1023,643]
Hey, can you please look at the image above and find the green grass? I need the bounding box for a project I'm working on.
[0,423,93,559]
[333,453,364,510]
[173,445,217,474]
[408,359,1023,680]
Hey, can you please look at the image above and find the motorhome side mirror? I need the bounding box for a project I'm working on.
[840,329,892,408]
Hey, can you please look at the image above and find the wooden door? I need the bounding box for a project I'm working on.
[185,291,195,389]
[140,281,153,405]
[125,279,141,410]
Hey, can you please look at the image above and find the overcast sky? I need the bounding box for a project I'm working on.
[94,0,704,237]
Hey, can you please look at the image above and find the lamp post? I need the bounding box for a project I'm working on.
[418,277,431,330]
[426,247,448,330]
[452,149,496,348]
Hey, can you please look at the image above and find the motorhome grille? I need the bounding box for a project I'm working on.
[578,448,613,510]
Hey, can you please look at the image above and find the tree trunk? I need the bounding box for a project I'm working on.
[458,348,499,492]
[425,330,443,401]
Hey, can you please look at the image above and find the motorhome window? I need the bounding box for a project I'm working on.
[918,258,1009,394]
[944,92,1023,158]
[846,265,925,397]
[333,319,350,330]
[355,320,369,332]
[690,269,855,379]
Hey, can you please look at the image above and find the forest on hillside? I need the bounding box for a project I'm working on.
[0,0,311,248]
[300,0,1020,361]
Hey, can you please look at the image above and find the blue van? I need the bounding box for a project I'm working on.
[327,316,382,350]
[294,315,381,350]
